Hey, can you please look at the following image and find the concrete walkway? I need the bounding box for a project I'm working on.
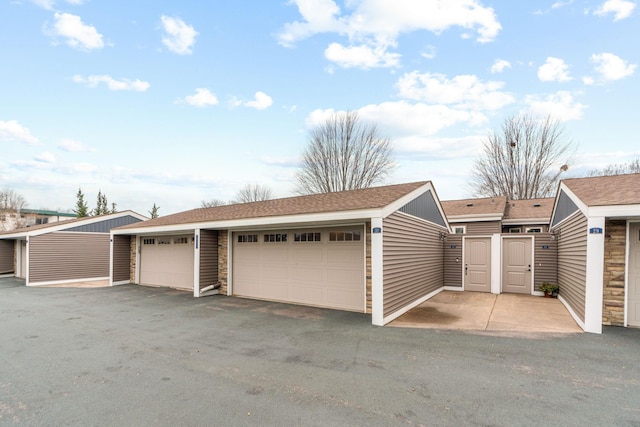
[390,291,582,334]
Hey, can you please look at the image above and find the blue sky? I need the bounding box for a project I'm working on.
[1,0,638,216]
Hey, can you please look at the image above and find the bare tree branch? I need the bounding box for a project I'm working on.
[232,184,273,203]
[588,157,640,176]
[471,114,575,199]
[295,111,395,194]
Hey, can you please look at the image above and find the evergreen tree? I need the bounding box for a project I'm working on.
[73,188,89,217]
[149,203,160,219]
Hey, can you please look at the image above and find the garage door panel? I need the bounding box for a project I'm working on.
[233,228,364,311]
[290,266,324,281]
[261,247,290,263]
[326,268,362,286]
[140,235,194,290]
[291,247,323,262]
[260,283,289,300]
[289,285,324,303]
[327,247,361,263]
[325,288,363,309]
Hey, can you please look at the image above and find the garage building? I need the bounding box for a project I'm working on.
[0,211,147,286]
[111,181,449,326]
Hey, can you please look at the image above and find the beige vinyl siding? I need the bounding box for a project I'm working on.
[455,221,501,235]
[29,232,109,283]
[556,212,587,322]
[444,235,463,287]
[199,229,218,290]
[112,235,131,282]
[0,239,13,274]
[533,233,557,292]
[383,211,444,317]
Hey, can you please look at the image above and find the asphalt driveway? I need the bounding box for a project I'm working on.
[1,277,640,426]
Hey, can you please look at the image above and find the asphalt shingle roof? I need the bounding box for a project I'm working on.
[441,196,507,218]
[115,181,429,230]
[562,173,640,207]
[504,197,554,221]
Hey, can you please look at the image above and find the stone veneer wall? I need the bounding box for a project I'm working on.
[218,230,229,294]
[602,220,626,326]
[129,235,137,283]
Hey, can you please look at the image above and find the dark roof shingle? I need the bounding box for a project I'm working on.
[563,173,640,206]
[116,181,429,230]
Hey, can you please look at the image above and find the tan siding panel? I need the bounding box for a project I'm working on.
[112,235,131,282]
[444,235,463,287]
[29,232,109,283]
[556,212,587,322]
[199,229,218,289]
[454,221,501,235]
[383,212,444,318]
[0,239,13,274]
[533,233,557,291]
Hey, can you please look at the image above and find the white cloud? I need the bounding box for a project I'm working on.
[160,15,198,55]
[47,12,104,51]
[490,59,511,74]
[306,105,487,160]
[32,0,55,10]
[32,0,84,8]
[35,151,56,164]
[180,88,219,107]
[594,0,636,21]
[307,102,487,138]
[396,71,515,111]
[590,52,636,80]
[537,57,572,82]
[279,0,501,68]
[582,76,596,85]
[0,120,39,145]
[73,74,150,91]
[421,45,437,60]
[524,91,586,121]
[242,92,273,110]
[324,42,401,69]
[58,138,92,152]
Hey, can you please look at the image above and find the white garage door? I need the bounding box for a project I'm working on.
[139,235,194,290]
[233,227,365,311]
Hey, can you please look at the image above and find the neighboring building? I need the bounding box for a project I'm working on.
[550,173,640,334]
[441,196,507,235]
[111,182,449,326]
[0,208,76,232]
[0,211,147,286]
[441,196,556,297]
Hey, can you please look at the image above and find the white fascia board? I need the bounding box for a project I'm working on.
[446,213,503,222]
[112,209,382,235]
[502,218,550,225]
[588,204,640,218]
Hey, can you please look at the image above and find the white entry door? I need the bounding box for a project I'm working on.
[628,223,640,327]
[502,237,533,294]
[464,237,491,292]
